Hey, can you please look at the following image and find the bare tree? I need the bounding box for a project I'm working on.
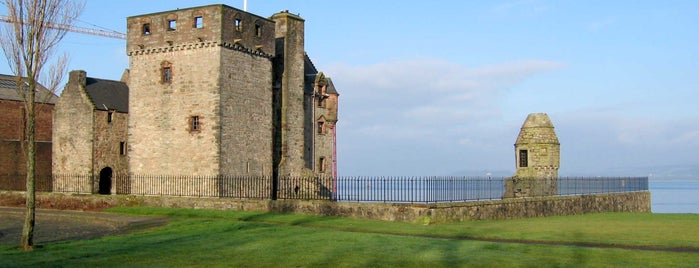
[0,0,82,250]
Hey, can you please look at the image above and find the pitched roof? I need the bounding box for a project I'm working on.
[0,74,58,103]
[304,53,318,76]
[84,77,129,113]
[325,77,338,95]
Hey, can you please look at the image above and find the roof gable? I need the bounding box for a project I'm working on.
[84,77,129,113]
[0,74,58,103]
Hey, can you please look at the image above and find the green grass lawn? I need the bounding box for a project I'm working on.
[2,207,698,267]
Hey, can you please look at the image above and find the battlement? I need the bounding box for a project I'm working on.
[126,4,275,56]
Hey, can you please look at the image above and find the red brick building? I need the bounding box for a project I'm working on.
[0,74,57,189]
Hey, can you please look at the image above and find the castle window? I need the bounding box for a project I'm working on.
[194,16,203,28]
[234,18,242,32]
[162,66,172,83]
[190,116,200,131]
[317,120,325,135]
[168,19,177,31]
[319,157,326,173]
[107,111,113,123]
[254,22,262,37]
[519,150,528,167]
[119,142,126,156]
[142,23,151,35]
[161,61,173,84]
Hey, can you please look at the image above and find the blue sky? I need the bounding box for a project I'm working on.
[2,1,698,178]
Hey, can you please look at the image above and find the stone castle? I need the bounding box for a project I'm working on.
[52,4,339,194]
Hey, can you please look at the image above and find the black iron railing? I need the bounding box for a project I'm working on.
[336,176,648,203]
[0,174,648,203]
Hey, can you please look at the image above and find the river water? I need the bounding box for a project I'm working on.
[650,179,699,214]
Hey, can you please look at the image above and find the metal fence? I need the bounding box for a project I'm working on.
[0,174,648,203]
[336,176,648,203]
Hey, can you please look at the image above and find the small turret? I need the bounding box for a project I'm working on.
[504,113,560,198]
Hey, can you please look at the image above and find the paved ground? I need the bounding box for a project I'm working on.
[0,207,168,246]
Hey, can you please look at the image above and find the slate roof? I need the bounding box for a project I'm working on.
[0,74,58,103]
[304,54,339,95]
[304,53,318,76]
[84,77,129,113]
[325,77,338,95]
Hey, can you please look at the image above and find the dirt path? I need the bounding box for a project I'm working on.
[0,207,168,246]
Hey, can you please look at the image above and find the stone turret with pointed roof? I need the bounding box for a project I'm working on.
[504,113,560,198]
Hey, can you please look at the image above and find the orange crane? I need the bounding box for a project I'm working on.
[0,15,126,40]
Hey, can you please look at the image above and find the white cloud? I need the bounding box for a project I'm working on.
[329,58,563,174]
[328,58,563,134]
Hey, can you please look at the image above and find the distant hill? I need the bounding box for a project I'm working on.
[560,164,699,179]
[448,165,698,179]
[447,169,515,178]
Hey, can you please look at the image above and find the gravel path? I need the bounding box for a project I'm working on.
[0,207,168,246]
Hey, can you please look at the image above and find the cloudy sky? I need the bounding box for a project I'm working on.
[1,1,697,178]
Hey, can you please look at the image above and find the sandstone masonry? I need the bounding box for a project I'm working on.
[52,70,129,194]
[504,113,560,198]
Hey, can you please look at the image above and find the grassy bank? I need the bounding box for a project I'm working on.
[2,208,698,267]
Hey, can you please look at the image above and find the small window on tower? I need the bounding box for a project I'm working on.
[234,18,242,32]
[190,116,200,132]
[519,150,528,167]
[162,66,172,83]
[317,121,325,135]
[168,19,177,31]
[142,23,151,35]
[194,16,203,28]
[107,111,113,123]
[119,142,127,156]
[254,22,262,37]
[161,61,173,84]
[319,157,326,173]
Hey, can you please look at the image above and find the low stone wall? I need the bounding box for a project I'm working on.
[0,191,650,224]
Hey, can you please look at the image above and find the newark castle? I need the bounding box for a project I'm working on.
[50,5,339,195]
[1,5,651,221]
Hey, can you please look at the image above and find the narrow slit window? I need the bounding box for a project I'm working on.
[519,150,528,167]
[191,116,200,131]
[168,19,177,31]
[162,66,172,83]
[319,157,326,173]
[255,23,262,37]
[317,121,325,134]
[194,16,203,28]
[234,18,242,32]
[119,142,126,156]
[142,23,151,35]
[107,111,113,123]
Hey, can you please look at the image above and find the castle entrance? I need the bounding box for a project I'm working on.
[98,167,113,195]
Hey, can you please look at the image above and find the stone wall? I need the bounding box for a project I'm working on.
[128,46,222,176]
[52,71,94,179]
[272,11,307,177]
[92,110,128,177]
[127,5,278,179]
[126,5,275,57]
[219,48,273,177]
[0,191,651,223]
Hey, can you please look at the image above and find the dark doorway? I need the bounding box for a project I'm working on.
[98,167,113,195]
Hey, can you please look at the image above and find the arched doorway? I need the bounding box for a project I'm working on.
[98,167,113,195]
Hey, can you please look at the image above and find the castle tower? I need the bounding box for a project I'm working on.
[312,73,339,177]
[126,5,275,195]
[504,113,560,198]
[270,11,307,178]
